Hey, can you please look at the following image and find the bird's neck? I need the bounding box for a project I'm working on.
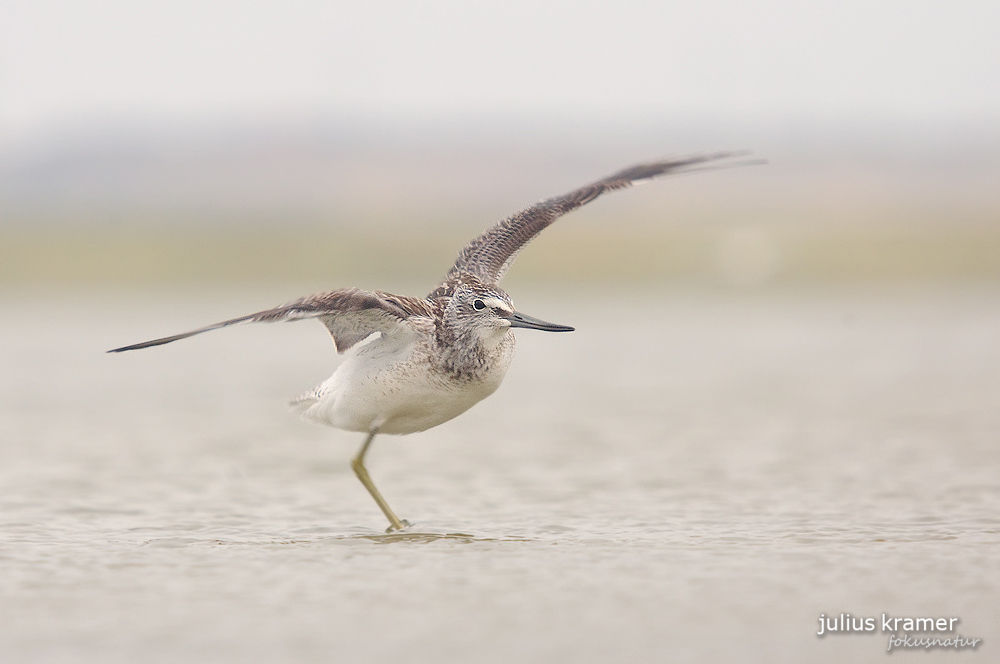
[434,320,512,382]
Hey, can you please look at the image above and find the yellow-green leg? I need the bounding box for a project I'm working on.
[351,430,411,532]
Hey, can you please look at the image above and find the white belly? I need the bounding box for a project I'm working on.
[295,332,514,435]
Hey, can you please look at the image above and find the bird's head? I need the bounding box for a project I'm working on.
[447,281,574,339]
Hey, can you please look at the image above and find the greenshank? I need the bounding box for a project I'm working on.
[110,153,750,531]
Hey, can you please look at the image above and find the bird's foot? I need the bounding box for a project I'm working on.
[385,519,413,534]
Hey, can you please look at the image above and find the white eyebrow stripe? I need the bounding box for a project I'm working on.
[485,297,510,311]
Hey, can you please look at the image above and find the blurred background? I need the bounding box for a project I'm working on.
[2,0,998,290]
[2,3,999,663]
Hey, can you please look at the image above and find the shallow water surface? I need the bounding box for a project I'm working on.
[1,285,998,662]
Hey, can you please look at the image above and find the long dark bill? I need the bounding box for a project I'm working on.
[508,310,574,332]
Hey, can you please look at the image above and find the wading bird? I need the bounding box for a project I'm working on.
[110,153,753,531]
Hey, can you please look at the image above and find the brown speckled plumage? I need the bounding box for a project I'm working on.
[109,153,744,355]
[429,153,742,298]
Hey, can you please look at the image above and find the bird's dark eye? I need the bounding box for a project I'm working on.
[473,299,486,310]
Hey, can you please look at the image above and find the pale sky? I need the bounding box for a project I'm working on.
[2,0,999,145]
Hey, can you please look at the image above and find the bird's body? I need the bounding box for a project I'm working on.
[110,153,755,531]
[290,289,516,436]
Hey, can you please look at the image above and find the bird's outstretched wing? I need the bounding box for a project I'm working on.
[430,152,754,297]
[107,288,435,354]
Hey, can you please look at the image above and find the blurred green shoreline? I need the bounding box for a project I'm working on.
[3,218,999,288]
